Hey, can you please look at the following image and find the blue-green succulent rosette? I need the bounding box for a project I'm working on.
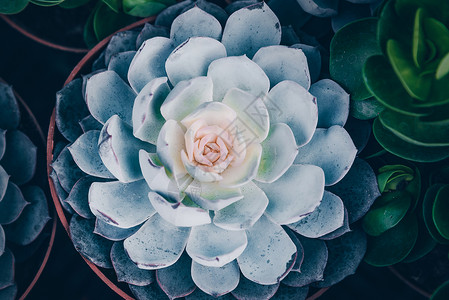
[0,82,50,299]
[51,1,379,298]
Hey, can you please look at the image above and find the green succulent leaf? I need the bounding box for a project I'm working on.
[395,0,449,25]
[402,219,437,263]
[84,4,100,48]
[103,0,121,13]
[364,213,418,267]
[378,0,409,53]
[330,18,381,101]
[0,0,28,14]
[363,55,429,117]
[373,118,449,162]
[432,184,449,240]
[436,52,449,80]
[123,0,173,17]
[432,280,449,300]
[423,17,449,57]
[387,39,432,101]
[59,0,91,9]
[30,0,64,7]
[412,8,427,68]
[379,109,449,147]
[423,184,449,244]
[362,191,411,237]
[93,2,136,42]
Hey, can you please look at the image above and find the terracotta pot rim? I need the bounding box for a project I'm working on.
[0,78,57,300]
[388,266,432,299]
[0,14,89,54]
[46,14,329,300]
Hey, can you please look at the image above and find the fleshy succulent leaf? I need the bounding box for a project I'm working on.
[310,79,350,128]
[221,2,281,58]
[0,225,4,256]
[213,181,268,231]
[186,223,247,268]
[186,180,243,211]
[0,248,14,289]
[296,0,338,17]
[364,214,419,266]
[110,242,155,286]
[148,192,211,227]
[207,55,270,101]
[79,115,103,133]
[70,215,114,268]
[191,260,240,297]
[64,176,99,219]
[258,164,324,225]
[166,37,226,87]
[291,44,321,83]
[89,180,155,229]
[256,123,298,183]
[314,228,367,287]
[98,115,155,182]
[136,23,170,49]
[237,215,296,285]
[0,82,20,130]
[156,252,196,298]
[282,236,328,287]
[132,77,171,145]
[294,126,357,186]
[94,219,140,241]
[154,0,194,27]
[104,30,139,65]
[52,144,85,193]
[68,130,115,179]
[0,182,28,225]
[160,77,213,122]
[1,130,37,185]
[124,214,190,270]
[330,17,381,101]
[432,184,449,240]
[253,46,310,89]
[0,166,8,202]
[266,80,318,147]
[270,285,308,300]
[108,51,136,83]
[128,37,174,93]
[231,274,279,300]
[4,186,49,246]
[86,70,136,126]
[222,88,270,144]
[170,7,222,46]
[288,191,345,238]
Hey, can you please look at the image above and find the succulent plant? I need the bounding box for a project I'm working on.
[0,81,50,299]
[330,0,449,163]
[51,1,379,299]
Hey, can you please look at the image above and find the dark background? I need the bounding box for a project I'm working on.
[0,16,427,300]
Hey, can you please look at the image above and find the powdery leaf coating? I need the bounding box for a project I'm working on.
[86,71,136,126]
[0,166,7,202]
[0,182,28,225]
[65,176,100,219]
[108,51,136,83]
[213,181,268,231]
[258,164,324,225]
[222,2,281,58]
[111,242,155,286]
[156,252,196,298]
[295,126,357,186]
[68,130,115,179]
[124,214,190,270]
[165,37,227,86]
[89,180,155,229]
[256,123,298,183]
[237,215,297,285]
[231,274,279,300]
[253,46,311,89]
[170,7,222,46]
[104,30,139,65]
[55,78,89,142]
[0,248,14,289]
[288,191,345,238]
[70,215,113,268]
[186,223,247,267]
[94,219,139,241]
[310,79,350,128]
[1,130,37,185]
[0,82,20,130]
[191,260,240,297]
[267,80,318,147]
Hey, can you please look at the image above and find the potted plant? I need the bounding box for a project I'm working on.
[47,1,381,299]
[0,79,56,299]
